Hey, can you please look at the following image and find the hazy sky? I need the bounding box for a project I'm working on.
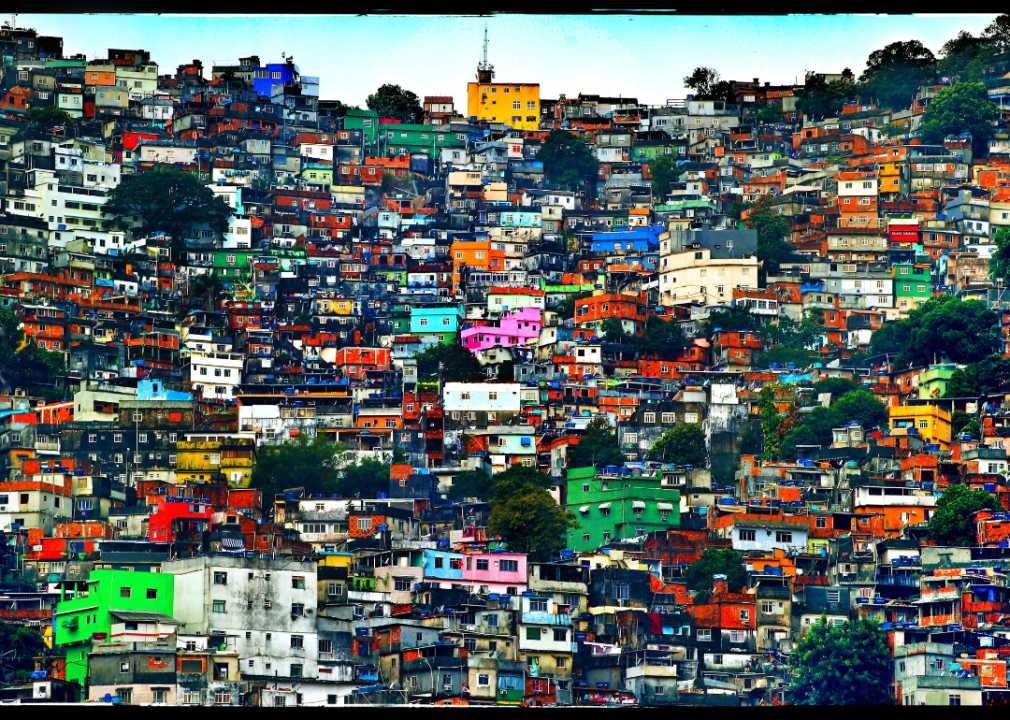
[17,13,1003,109]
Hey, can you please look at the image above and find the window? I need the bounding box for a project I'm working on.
[615,583,629,601]
[356,517,373,532]
[816,516,827,529]
[949,694,961,706]
[291,664,303,678]
[213,600,226,613]
[739,530,756,542]
[775,532,793,543]
[291,603,305,617]
[146,588,158,600]
[394,577,412,592]
[530,598,548,613]
[919,420,928,429]
[120,587,131,598]
[684,413,698,424]
[697,629,712,641]
[730,630,746,643]
[500,559,518,573]
[292,576,305,590]
[526,627,540,640]
[214,571,227,585]
[477,558,489,571]
[291,635,304,648]
[827,590,840,603]
[478,674,490,687]
[761,601,775,614]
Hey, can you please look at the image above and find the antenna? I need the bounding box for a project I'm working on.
[483,24,488,66]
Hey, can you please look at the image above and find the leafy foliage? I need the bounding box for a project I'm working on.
[767,308,824,351]
[790,616,895,705]
[779,389,888,461]
[28,106,74,132]
[366,83,423,124]
[250,434,347,502]
[745,195,792,274]
[103,167,232,250]
[535,129,599,189]
[488,464,577,562]
[989,227,1010,285]
[758,385,800,461]
[567,416,626,469]
[648,155,683,202]
[0,621,47,679]
[753,346,813,370]
[446,468,495,501]
[340,457,392,498]
[921,82,1000,156]
[685,548,748,594]
[601,315,687,359]
[811,377,860,399]
[944,354,1010,398]
[649,424,707,465]
[704,305,762,336]
[939,30,999,82]
[858,39,937,110]
[413,342,485,383]
[951,410,981,440]
[795,74,859,120]
[927,483,1002,546]
[496,358,516,382]
[754,103,784,124]
[683,67,737,103]
[190,272,226,312]
[869,296,999,368]
[0,310,67,399]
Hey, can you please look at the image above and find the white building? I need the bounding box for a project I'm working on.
[188,351,244,401]
[163,556,320,681]
[443,382,521,413]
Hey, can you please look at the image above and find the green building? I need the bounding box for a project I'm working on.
[379,123,466,158]
[213,249,257,282]
[918,362,959,400]
[54,569,177,689]
[343,108,381,146]
[893,262,932,314]
[565,466,680,552]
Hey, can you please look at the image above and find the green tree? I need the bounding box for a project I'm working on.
[769,308,824,351]
[636,315,687,358]
[779,389,888,461]
[754,347,813,370]
[758,385,800,461]
[921,82,1000,157]
[366,83,423,124]
[0,621,47,680]
[870,296,999,368]
[685,548,748,594]
[951,410,981,439]
[927,483,1002,546]
[250,434,348,504]
[28,106,74,132]
[648,155,683,203]
[446,468,495,501]
[755,103,784,124]
[982,14,1010,51]
[413,342,485,383]
[102,167,232,251]
[599,316,636,344]
[944,354,1010,398]
[536,129,599,190]
[190,272,226,312]
[649,424,707,465]
[338,456,392,498]
[496,358,516,382]
[812,377,860,399]
[704,305,762,336]
[491,462,553,497]
[554,291,590,320]
[683,67,737,103]
[567,416,626,469]
[790,616,894,705]
[938,30,997,83]
[488,482,578,562]
[0,310,67,398]
[795,75,859,120]
[858,39,937,110]
[989,227,1010,284]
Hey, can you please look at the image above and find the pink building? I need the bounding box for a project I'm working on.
[460,551,528,594]
[461,307,542,356]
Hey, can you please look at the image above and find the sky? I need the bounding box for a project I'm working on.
[16,13,1004,110]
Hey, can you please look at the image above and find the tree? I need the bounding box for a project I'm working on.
[554,291,590,320]
[366,83,423,124]
[755,103,784,125]
[649,424,707,465]
[685,548,748,594]
[858,40,937,110]
[190,272,226,312]
[990,228,1010,284]
[768,308,824,351]
[795,76,859,120]
[488,482,578,562]
[982,13,1010,51]
[927,483,1002,546]
[102,167,232,251]
[683,67,737,103]
[812,377,860,400]
[496,358,516,383]
[446,468,494,501]
[704,305,762,337]
[636,315,687,358]
[870,296,999,368]
[250,434,348,504]
[790,616,894,705]
[567,416,626,469]
[779,389,888,461]
[754,346,813,370]
[536,129,599,190]
[413,342,485,383]
[951,410,981,440]
[0,310,67,398]
[0,621,47,680]
[745,195,792,274]
[599,316,635,344]
[338,456,392,498]
[944,354,1010,398]
[648,155,683,203]
[758,385,800,461]
[938,30,997,83]
[28,106,73,132]
[921,82,999,157]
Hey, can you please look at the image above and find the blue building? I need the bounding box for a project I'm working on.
[253,61,299,98]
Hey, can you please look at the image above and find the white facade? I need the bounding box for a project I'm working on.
[659,247,759,307]
[164,556,320,680]
[137,143,198,165]
[443,382,521,413]
[189,351,244,401]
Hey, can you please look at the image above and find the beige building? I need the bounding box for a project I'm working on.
[658,229,759,307]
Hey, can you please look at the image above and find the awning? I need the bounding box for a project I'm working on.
[598,503,611,510]
[222,538,245,549]
[632,501,646,510]
[657,503,674,511]
[579,506,590,513]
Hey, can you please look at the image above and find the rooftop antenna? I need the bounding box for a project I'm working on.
[477,24,494,83]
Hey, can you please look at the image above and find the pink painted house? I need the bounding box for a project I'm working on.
[461,307,542,356]
[459,551,528,594]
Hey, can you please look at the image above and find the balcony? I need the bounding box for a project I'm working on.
[521,610,573,626]
[875,574,920,588]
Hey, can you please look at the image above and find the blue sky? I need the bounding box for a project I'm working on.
[18,14,1003,108]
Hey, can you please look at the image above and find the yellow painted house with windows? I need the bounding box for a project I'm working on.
[175,438,256,487]
[888,404,951,449]
[467,81,540,130]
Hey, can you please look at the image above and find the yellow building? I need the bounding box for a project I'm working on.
[175,438,256,487]
[467,81,540,130]
[888,404,952,448]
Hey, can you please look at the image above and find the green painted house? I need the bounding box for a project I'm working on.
[54,569,177,689]
[379,123,467,157]
[893,262,932,314]
[565,466,680,552]
[918,362,959,400]
[410,303,464,345]
[213,249,257,282]
[343,108,381,146]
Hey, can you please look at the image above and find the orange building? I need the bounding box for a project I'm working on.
[451,240,506,291]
